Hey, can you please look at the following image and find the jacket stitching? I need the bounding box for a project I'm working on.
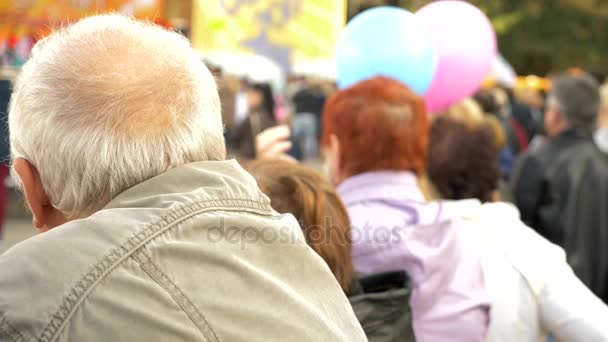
[0,316,27,342]
[36,198,271,342]
[132,250,218,342]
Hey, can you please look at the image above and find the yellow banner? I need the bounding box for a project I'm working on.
[192,0,346,71]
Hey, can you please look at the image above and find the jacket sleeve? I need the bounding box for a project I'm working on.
[509,221,608,341]
[537,243,608,341]
[510,153,544,229]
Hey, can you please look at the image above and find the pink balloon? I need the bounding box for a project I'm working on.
[416,1,497,113]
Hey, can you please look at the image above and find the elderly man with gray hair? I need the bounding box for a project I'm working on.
[0,15,366,342]
[511,74,608,303]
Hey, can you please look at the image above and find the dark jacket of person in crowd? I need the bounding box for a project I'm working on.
[542,140,608,303]
[247,159,415,342]
[511,128,590,243]
[511,76,599,245]
[510,75,599,246]
[292,85,325,117]
[230,83,276,159]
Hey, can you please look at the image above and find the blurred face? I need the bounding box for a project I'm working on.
[544,96,567,138]
[247,89,263,109]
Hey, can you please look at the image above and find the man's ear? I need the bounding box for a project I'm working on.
[13,158,66,232]
[544,108,561,137]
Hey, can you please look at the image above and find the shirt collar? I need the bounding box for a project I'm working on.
[337,171,424,206]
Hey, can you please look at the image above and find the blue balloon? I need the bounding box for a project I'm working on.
[336,7,437,95]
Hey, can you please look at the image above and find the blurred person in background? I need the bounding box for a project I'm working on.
[229,82,277,159]
[425,102,608,341]
[247,159,415,342]
[291,79,325,161]
[474,89,515,180]
[510,74,599,245]
[209,65,236,139]
[0,15,367,342]
[0,78,10,240]
[539,82,608,304]
[233,77,250,127]
[322,76,490,342]
[499,85,542,154]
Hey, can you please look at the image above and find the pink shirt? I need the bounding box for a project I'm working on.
[337,171,490,341]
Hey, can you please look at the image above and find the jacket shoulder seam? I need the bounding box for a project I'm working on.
[37,197,269,342]
[132,250,217,342]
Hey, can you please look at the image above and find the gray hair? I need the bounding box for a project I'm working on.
[9,14,226,217]
[549,74,600,129]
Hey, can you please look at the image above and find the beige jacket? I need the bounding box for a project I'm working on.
[0,160,367,342]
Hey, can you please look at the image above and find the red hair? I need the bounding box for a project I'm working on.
[322,76,429,176]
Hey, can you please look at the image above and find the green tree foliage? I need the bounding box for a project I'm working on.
[470,0,608,75]
[349,0,608,75]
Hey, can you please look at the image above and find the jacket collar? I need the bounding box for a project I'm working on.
[104,159,272,212]
[553,128,592,145]
[336,171,424,206]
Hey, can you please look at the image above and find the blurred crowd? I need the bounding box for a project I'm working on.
[1,14,608,342]
[208,66,336,162]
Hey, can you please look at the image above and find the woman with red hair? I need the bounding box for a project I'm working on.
[322,77,489,341]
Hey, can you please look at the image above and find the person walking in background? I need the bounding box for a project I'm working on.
[426,100,608,341]
[0,15,367,342]
[247,159,415,342]
[0,78,10,241]
[510,74,599,245]
[539,82,608,304]
[229,82,277,159]
[321,76,490,342]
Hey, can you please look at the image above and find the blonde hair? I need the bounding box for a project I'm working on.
[9,14,225,217]
[445,98,506,149]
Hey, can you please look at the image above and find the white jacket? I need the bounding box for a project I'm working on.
[446,200,608,342]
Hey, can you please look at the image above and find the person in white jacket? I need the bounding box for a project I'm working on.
[426,99,608,341]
